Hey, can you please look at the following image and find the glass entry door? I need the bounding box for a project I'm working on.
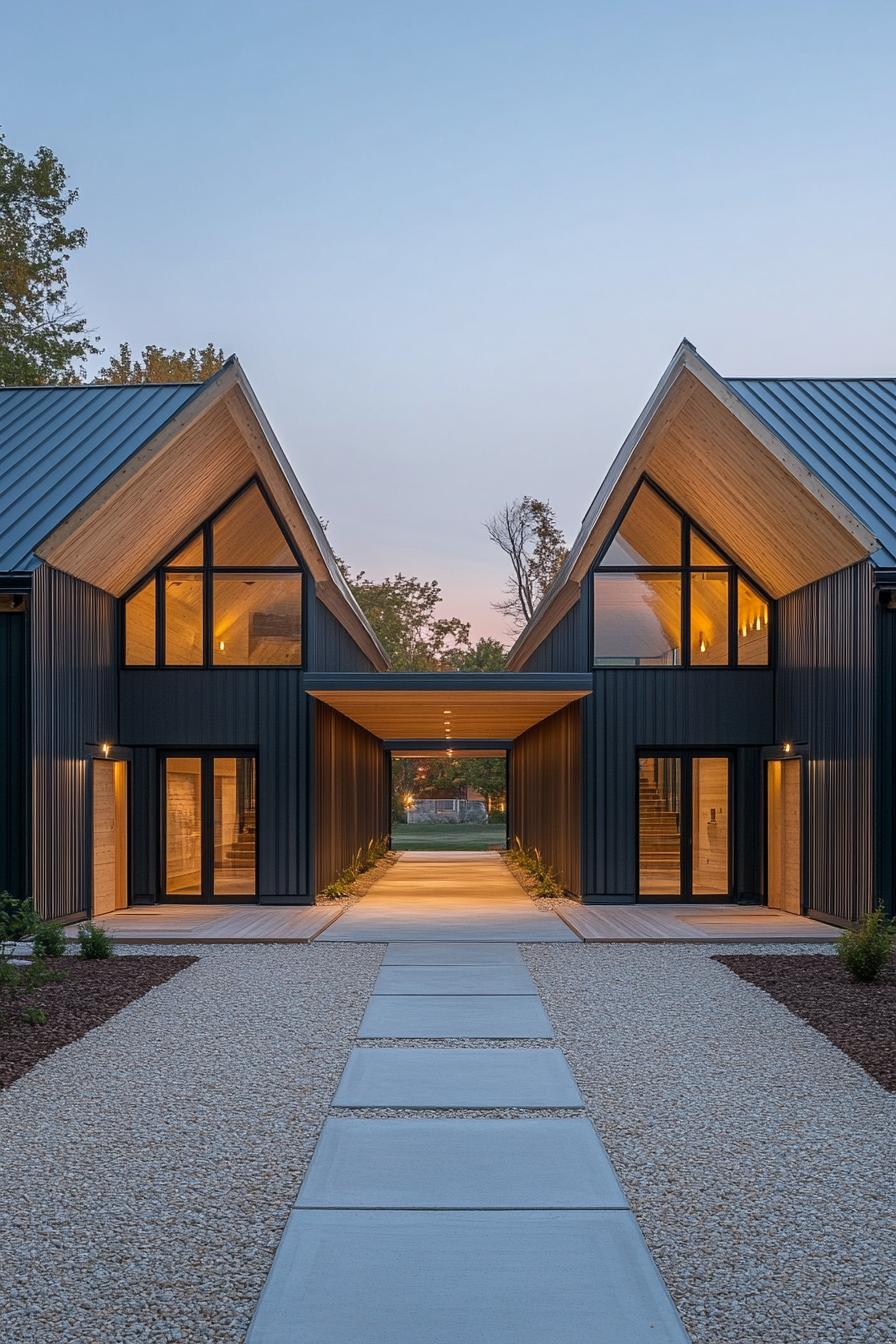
[638,753,731,900]
[163,753,256,900]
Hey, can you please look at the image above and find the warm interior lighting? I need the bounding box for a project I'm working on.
[101,743,111,758]
[218,639,225,652]
[699,632,707,654]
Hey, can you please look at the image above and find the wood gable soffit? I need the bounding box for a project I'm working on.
[506,341,877,669]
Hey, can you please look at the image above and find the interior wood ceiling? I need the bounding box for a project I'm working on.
[308,690,589,742]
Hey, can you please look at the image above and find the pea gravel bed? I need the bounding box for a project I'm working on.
[523,942,896,1344]
[0,942,382,1344]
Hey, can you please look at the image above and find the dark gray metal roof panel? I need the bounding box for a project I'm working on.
[727,377,896,565]
[0,383,202,571]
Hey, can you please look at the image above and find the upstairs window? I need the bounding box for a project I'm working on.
[123,481,303,668]
[593,480,770,668]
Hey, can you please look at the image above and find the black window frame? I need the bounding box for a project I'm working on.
[122,477,304,670]
[159,749,258,901]
[592,475,774,670]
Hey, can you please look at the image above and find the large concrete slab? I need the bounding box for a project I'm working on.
[297,1118,626,1209]
[332,1047,584,1109]
[322,918,577,941]
[245,1209,690,1344]
[359,994,554,1039]
[373,964,536,994]
[382,941,525,965]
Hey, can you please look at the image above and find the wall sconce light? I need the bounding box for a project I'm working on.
[101,743,111,758]
[783,742,792,754]
[218,639,225,652]
[698,632,707,654]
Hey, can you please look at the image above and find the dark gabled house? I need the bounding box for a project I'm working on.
[506,340,896,925]
[1,341,894,927]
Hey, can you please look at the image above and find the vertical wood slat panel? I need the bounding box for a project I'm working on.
[313,700,388,894]
[510,701,582,897]
[31,564,118,920]
[776,561,875,922]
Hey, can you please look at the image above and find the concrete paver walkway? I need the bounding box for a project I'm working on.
[247,895,690,1343]
[319,850,578,941]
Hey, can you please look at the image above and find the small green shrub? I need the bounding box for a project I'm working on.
[77,923,113,960]
[32,920,67,958]
[21,1005,48,1027]
[487,809,506,826]
[0,891,38,948]
[836,905,895,983]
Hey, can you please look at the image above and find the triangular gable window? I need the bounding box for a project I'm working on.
[599,481,682,567]
[213,482,296,567]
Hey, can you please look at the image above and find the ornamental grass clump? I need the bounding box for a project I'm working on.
[77,923,113,960]
[836,905,895,983]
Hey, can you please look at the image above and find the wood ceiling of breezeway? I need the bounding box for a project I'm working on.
[307,687,590,743]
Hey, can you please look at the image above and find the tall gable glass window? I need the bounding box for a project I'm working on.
[123,481,302,668]
[593,480,770,668]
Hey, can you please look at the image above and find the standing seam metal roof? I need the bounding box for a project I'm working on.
[0,383,203,572]
[727,377,896,565]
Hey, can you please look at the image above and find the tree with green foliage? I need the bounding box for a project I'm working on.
[449,636,506,671]
[95,341,225,384]
[486,497,568,631]
[0,130,99,385]
[343,568,473,671]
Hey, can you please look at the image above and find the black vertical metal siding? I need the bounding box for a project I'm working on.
[874,597,896,916]
[31,565,118,920]
[776,561,875,922]
[510,701,582,896]
[306,586,377,672]
[516,599,586,672]
[313,700,389,893]
[586,669,773,900]
[120,669,308,900]
[0,599,31,901]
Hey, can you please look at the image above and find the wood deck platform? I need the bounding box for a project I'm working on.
[556,902,839,943]
[68,902,343,944]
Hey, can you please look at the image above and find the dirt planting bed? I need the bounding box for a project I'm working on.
[0,954,197,1087]
[717,952,895,1091]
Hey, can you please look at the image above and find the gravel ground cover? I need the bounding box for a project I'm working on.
[0,942,382,1344]
[0,954,196,1088]
[717,952,896,1091]
[523,942,896,1344]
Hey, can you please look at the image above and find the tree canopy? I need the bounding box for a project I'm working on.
[0,130,99,385]
[94,341,225,384]
[486,497,568,631]
[343,567,482,671]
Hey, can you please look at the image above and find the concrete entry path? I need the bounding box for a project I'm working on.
[320,850,578,941]
[247,935,690,1343]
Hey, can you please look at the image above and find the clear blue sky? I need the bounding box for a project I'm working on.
[4,1,896,641]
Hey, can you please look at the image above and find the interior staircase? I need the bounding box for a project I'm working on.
[638,763,680,890]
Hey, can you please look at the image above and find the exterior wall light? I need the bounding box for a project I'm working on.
[101,743,111,757]
[783,742,792,754]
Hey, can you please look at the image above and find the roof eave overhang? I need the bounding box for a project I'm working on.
[33,359,389,671]
[506,340,878,670]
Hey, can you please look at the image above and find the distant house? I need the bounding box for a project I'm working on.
[1,342,893,924]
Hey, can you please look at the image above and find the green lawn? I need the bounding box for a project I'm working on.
[391,823,506,851]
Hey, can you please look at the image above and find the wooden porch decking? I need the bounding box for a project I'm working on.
[67,902,343,944]
[556,902,839,943]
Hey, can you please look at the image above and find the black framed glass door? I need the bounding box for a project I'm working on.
[637,752,732,900]
[162,752,257,900]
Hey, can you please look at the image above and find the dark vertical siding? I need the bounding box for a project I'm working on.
[875,597,896,916]
[31,565,118,920]
[313,700,388,892]
[306,585,377,672]
[510,701,582,896]
[516,598,585,672]
[0,597,31,900]
[120,669,307,900]
[586,669,773,900]
[776,561,874,922]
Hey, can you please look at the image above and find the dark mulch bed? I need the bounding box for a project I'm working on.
[717,953,896,1091]
[0,955,197,1088]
